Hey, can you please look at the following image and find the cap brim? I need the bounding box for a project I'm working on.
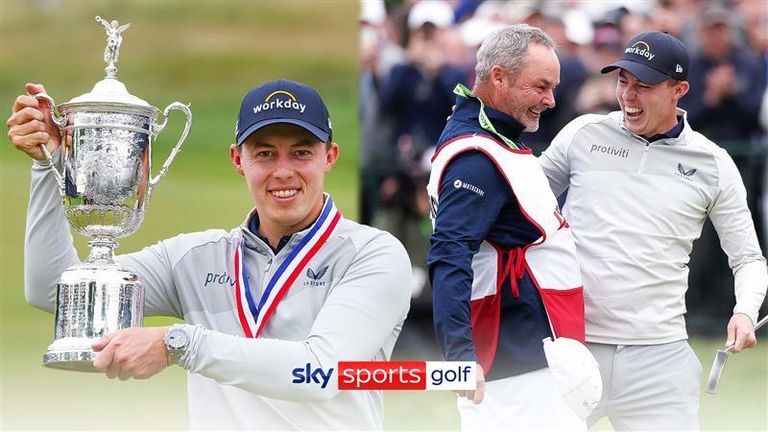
[600,59,670,85]
[237,118,330,145]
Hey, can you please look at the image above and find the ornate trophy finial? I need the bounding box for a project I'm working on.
[95,16,131,79]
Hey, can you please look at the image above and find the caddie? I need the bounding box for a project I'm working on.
[540,31,768,430]
[7,79,412,430]
[427,24,600,430]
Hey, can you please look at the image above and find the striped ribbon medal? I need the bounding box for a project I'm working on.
[234,196,341,338]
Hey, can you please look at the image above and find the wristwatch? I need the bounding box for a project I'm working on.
[164,324,191,365]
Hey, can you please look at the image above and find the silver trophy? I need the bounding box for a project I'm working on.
[35,17,192,371]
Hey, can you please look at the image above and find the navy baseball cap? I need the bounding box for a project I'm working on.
[236,79,332,145]
[601,31,689,84]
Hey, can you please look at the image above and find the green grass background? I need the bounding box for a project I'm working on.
[0,1,765,430]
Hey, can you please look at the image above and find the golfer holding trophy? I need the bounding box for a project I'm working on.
[8,17,192,372]
[8,16,411,430]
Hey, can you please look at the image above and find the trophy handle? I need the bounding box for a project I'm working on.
[32,93,66,196]
[149,102,192,188]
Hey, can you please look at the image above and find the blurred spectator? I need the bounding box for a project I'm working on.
[573,22,623,115]
[650,0,688,36]
[441,23,473,74]
[379,1,467,162]
[453,0,482,24]
[360,0,404,167]
[680,6,765,240]
[615,7,652,44]
[680,5,767,333]
[738,0,768,320]
[372,0,466,261]
[360,0,405,223]
[474,0,540,25]
[736,0,768,85]
[763,85,768,275]
[682,7,764,143]
[372,171,432,313]
[371,2,466,336]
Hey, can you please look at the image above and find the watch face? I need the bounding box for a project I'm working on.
[167,328,189,350]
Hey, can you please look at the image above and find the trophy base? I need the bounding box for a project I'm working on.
[44,263,144,373]
[44,351,99,372]
[43,337,100,372]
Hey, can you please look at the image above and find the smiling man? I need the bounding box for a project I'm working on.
[540,32,767,430]
[427,24,593,430]
[8,79,411,430]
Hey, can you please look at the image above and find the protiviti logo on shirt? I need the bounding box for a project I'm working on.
[254,90,306,114]
[203,272,235,288]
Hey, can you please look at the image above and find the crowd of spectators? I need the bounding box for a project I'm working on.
[359,0,768,343]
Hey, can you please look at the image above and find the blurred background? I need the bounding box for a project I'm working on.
[1,0,766,430]
[361,0,767,430]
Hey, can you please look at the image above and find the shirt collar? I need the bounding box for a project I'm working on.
[452,94,526,143]
[241,193,331,254]
[646,115,684,142]
[247,213,298,254]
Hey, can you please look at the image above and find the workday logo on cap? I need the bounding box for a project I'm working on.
[255,90,306,115]
[625,41,655,61]
[601,31,689,85]
[236,79,332,145]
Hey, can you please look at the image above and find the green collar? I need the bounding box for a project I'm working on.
[454,83,523,150]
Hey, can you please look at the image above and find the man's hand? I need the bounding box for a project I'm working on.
[703,64,735,106]
[456,363,485,404]
[7,83,61,161]
[726,313,756,353]
[92,326,171,380]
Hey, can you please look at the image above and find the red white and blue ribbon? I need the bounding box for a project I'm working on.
[234,196,341,338]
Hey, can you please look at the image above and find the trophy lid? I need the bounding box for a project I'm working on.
[66,78,152,107]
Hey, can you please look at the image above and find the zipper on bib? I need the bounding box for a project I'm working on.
[260,257,274,295]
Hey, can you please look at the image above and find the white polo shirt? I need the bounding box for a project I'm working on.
[540,109,767,345]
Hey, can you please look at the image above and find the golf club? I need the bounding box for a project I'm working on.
[705,315,768,394]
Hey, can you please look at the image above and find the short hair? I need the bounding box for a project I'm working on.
[474,24,555,83]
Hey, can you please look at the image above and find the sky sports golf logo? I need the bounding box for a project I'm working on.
[254,90,306,114]
[291,361,477,391]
